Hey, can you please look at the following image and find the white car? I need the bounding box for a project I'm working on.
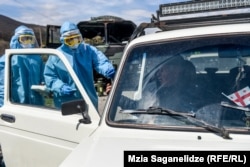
[60,1,250,166]
[1,1,250,167]
[59,23,250,166]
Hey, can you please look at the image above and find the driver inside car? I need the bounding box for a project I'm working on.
[119,56,198,112]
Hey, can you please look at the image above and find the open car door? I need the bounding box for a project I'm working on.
[0,48,100,167]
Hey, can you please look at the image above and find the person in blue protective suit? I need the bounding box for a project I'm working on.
[10,25,44,105]
[44,21,115,110]
[0,55,5,107]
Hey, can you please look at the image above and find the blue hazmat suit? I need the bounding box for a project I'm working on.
[0,55,5,107]
[44,21,115,110]
[10,25,44,105]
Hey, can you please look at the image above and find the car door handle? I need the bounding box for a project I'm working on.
[0,114,16,123]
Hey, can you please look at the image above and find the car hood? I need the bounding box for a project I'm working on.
[60,127,250,167]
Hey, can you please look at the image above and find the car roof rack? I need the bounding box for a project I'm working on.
[130,0,250,41]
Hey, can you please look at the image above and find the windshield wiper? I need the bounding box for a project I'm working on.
[120,106,231,139]
[120,106,195,117]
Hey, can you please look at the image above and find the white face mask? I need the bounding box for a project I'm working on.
[21,44,33,48]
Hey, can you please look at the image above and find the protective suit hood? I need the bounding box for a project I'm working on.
[60,21,82,49]
[15,25,34,36]
[60,21,79,36]
[10,25,36,49]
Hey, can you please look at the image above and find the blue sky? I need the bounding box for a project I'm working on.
[0,0,188,26]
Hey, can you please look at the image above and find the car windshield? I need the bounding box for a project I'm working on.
[108,34,250,132]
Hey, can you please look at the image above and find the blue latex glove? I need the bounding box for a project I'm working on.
[60,85,75,95]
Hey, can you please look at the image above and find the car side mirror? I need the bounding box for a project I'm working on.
[61,100,91,129]
[61,99,86,115]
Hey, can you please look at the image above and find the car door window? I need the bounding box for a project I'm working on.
[10,54,82,109]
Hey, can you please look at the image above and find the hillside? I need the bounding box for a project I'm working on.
[0,14,47,55]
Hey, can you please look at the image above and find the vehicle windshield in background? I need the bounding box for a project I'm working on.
[109,34,250,131]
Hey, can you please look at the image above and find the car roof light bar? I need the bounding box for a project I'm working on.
[130,0,250,41]
[160,0,250,16]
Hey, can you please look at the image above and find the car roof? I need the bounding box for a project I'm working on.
[127,23,250,47]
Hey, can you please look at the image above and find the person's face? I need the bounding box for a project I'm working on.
[156,64,182,87]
